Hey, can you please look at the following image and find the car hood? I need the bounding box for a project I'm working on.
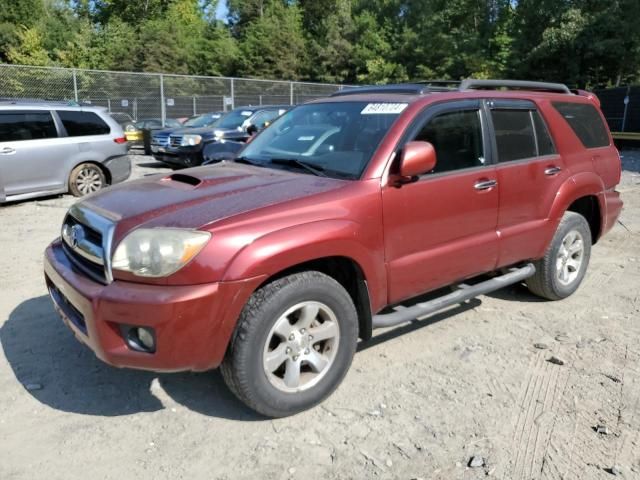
[81,163,348,237]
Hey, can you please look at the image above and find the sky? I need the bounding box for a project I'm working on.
[215,0,229,21]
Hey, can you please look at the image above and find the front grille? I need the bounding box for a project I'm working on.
[151,134,170,147]
[169,135,183,147]
[60,205,115,284]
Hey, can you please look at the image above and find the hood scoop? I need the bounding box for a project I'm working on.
[163,173,202,188]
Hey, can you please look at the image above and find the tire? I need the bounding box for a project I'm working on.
[526,211,592,300]
[221,271,358,417]
[69,163,107,197]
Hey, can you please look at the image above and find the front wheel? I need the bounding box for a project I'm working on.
[221,271,358,417]
[526,211,592,300]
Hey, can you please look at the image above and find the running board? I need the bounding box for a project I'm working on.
[372,264,536,330]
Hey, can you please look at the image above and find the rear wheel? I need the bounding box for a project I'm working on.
[526,211,592,300]
[221,271,358,417]
[69,163,106,197]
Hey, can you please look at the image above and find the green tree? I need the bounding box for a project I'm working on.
[237,1,307,80]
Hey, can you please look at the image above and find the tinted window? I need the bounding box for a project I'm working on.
[491,109,537,162]
[414,109,485,174]
[532,110,556,156]
[0,111,57,142]
[251,110,281,128]
[552,102,609,148]
[58,111,110,136]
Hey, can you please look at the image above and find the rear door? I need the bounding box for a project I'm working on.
[487,99,570,266]
[382,100,500,303]
[0,109,72,197]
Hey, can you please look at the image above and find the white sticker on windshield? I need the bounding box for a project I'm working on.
[241,111,252,116]
[361,103,408,115]
[298,136,315,141]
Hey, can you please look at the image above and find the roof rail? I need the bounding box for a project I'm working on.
[0,97,82,106]
[459,79,571,94]
[331,84,430,97]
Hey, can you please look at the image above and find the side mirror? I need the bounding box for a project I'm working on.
[399,141,437,178]
[246,124,258,136]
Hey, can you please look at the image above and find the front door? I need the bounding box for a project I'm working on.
[382,100,500,304]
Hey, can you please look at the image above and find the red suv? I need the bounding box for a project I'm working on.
[44,80,623,417]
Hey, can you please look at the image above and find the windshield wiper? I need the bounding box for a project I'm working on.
[270,158,327,177]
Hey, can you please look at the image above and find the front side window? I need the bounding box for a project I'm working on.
[239,101,406,179]
[552,101,609,148]
[250,110,282,129]
[414,109,485,174]
[216,110,255,129]
[58,111,110,136]
[0,111,57,142]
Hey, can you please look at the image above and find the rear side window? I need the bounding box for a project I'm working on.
[552,102,609,148]
[491,109,557,162]
[58,111,110,136]
[0,111,58,142]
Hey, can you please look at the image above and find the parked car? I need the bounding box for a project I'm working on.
[0,100,130,203]
[182,112,224,128]
[124,118,182,146]
[44,80,622,417]
[151,106,289,167]
[109,112,135,127]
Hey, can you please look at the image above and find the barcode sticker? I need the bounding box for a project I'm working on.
[361,103,408,115]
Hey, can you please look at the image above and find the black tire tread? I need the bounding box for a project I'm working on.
[526,211,591,300]
[220,271,356,417]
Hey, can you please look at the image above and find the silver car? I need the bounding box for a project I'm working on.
[0,101,131,203]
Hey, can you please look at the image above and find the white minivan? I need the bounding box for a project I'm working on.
[0,100,131,203]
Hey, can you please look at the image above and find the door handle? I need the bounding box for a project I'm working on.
[0,147,16,155]
[544,166,562,176]
[474,179,498,190]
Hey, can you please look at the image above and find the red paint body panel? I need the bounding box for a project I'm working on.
[44,88,624,372]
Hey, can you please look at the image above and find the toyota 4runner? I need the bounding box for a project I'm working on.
[44,80,623,417]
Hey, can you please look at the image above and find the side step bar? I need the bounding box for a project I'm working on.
[372,264,536,330]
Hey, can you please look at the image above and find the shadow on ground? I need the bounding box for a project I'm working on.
[1,288,524,419]
[0,295,259,420]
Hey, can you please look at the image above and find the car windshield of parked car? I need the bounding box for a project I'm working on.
[215,110,255,129]
[238,101,405,179]
[183,114,220,128]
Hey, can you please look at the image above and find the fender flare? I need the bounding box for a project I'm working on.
[222,219,387,312]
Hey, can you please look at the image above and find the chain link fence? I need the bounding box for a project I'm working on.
[0,64,347,123]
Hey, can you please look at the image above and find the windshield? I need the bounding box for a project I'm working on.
[216,110,255,129]
[239,101,406,179]
[184,114,221,128]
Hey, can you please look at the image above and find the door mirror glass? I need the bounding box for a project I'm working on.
[399,141,437,177]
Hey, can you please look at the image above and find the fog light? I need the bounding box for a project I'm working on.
[121,326,156,353]
[137,328,155,351]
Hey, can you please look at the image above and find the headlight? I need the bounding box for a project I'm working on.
[125,124,137,132]
[181,134,202,146]
[112,228,210,278]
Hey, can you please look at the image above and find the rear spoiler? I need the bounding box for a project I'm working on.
[571,89,601,107]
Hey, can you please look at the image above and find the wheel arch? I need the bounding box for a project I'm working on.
[69,160,112,187]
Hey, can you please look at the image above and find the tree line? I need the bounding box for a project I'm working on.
[1,0,639,88]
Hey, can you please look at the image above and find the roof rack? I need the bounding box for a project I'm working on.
[459,79,571,94]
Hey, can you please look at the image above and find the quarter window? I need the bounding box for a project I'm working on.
[57,111,110,136]
[0,111,58,142]
[414,109,485,174]
[552,102,609,148]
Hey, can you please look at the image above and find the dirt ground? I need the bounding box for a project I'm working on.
[0,152,639,480]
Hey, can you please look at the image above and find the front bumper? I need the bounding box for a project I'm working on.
[44,239,261,372]
[151,148,203,167]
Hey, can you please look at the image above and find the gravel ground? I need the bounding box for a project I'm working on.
[0,152,639,480]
